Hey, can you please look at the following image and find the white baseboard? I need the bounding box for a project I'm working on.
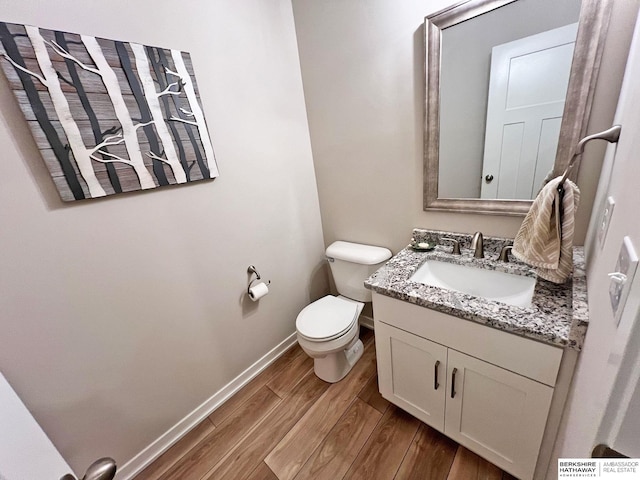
[116,332,298,480]
[359,314,375,331]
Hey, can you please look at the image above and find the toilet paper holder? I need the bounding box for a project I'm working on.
[247,265,270,294]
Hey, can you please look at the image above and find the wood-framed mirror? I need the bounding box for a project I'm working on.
[423,0,612,215]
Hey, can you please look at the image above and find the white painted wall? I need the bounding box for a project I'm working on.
[292,0,635,252]
[550,3,640,470]
[0,0,326,474]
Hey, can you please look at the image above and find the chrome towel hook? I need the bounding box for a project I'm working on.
[247,265,270,294]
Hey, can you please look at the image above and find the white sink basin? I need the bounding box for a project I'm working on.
[409,260,536,308]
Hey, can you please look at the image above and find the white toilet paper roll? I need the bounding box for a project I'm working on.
[248,282,269,301]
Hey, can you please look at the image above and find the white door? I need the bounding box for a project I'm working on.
[375,321,447,432]
[0,372,75,480]
[481,23,578,200]
[445,350,554,480]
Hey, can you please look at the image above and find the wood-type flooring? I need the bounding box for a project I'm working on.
[134,329,518,480]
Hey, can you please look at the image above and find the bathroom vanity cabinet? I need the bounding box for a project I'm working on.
[373,292,566,480]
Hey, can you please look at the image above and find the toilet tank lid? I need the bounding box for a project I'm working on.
[326,241,392,265]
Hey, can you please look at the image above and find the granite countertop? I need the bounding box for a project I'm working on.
[365,229,589,350]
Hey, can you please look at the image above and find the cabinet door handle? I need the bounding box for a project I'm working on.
[451,367,458,398]
[434,360,440,390]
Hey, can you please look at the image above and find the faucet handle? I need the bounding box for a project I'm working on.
[441,237,461,255]
[498,244,513,262]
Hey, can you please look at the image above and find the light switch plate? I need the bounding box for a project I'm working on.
[599,196,615,248]
[610,236,639,325]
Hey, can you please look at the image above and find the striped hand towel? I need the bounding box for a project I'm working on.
[512,176,580,284]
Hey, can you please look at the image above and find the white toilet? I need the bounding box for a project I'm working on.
[296,241,392,383]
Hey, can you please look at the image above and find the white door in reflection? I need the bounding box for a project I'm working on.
[481,23,578,200]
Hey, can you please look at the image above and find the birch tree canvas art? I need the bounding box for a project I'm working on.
[0,22,219,201]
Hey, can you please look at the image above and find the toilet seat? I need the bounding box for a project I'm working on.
[296,295,359,342]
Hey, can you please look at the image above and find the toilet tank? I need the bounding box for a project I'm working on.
[325,241,392,302]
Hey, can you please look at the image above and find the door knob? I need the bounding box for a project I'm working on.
[485,174,494,183]
[60,458,116,480]
[82,458,116,480]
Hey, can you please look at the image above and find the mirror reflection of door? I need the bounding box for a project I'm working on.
[481,23,578,200]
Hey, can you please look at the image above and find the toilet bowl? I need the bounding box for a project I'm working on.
[296,295,365,383]
[295,241,392,383]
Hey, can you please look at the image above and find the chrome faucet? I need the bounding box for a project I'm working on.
[471,232,484,258]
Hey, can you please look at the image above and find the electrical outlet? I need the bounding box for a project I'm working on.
[599,196,615,248]
[609,236,638,325]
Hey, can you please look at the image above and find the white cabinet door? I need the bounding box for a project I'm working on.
[375,321,447,432]
[445,350,554,480]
